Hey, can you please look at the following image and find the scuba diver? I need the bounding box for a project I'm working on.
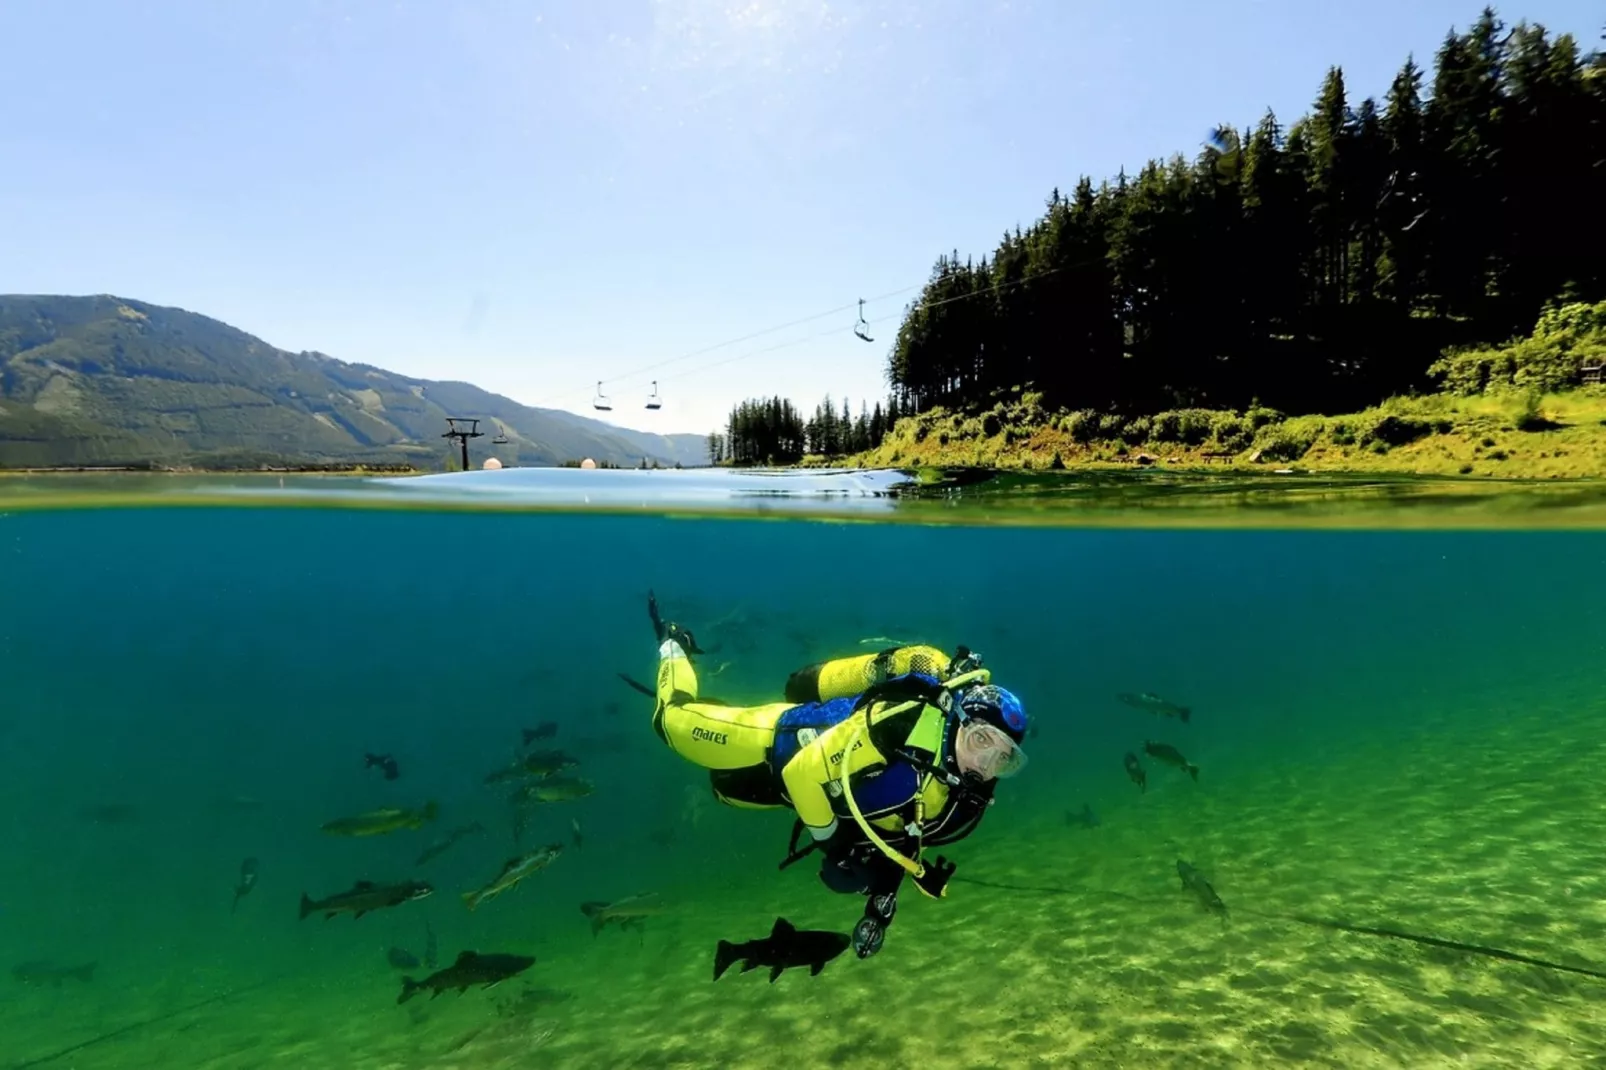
[642,592,1029,960]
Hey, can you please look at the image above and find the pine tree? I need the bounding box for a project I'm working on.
[1378,57,1429,311]
[876,8,1604,417]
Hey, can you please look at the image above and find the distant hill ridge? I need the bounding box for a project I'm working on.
[0,294,706,469]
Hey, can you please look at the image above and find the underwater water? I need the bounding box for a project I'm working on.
[4,470,1606,1068]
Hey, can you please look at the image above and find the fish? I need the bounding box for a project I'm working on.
[416,822,487,866]
[1177,859,1228,918]
[12,961,96,986]
[1066,803,1100,829]
[298,879,433,921]
[517,775,594,804]
[1143,741,1200,781]
[387,946,420,970]
[1123,752,1147,793]
[365,753,400,780]
[1117,692,1191,723]
[397,950,536,1004]
[483,763,529,785]
[462,844,564,911]
[579,893,667,936]
[231,857,259,913]
[482,750,578,785]
[522,723,558,745]
[571,817,583,851]
[522,750,580,778]
[320,801,439,837]
[714,918,850,983]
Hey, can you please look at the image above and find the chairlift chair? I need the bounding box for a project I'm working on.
[492,429,509,445]
[853,298,874,343]
[592,381,613,411]
[645,381,663,411]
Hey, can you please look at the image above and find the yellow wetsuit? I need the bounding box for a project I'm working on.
[651,636,795,809]
[651,641,970,845]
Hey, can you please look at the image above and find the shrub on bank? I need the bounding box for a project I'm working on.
[1429,300,1606,395]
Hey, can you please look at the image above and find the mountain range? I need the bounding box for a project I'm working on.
[0,295,708,469]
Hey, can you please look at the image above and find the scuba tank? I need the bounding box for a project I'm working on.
[783,644,973,704]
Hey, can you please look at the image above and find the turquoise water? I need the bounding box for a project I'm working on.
[4,473,1606,1067]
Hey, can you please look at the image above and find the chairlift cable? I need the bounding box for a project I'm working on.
[538,262,1076,410]
[526,283,921,410]
[660,265,1074,387]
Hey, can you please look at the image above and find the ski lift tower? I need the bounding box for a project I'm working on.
[442,417,484,471]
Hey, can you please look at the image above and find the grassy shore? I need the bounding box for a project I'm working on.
[835,388,1606,479]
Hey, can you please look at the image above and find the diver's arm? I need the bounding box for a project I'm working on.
[779,717,898,845]
[780,732,846,843]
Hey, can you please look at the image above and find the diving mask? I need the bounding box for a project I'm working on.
[955,720,1028,781]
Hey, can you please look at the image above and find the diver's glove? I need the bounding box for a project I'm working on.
[910,855,957,899]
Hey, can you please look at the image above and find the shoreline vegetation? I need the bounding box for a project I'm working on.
[815,297,1606,480]
[832,297,1606,480]
[833,386,1606,480]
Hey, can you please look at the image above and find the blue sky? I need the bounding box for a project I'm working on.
[2,1,1599,434]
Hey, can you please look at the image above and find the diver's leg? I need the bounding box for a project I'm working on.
[649,590,703,657]
[656,629,700,705]
[656,697,791,771]
[817,845,905,895]
[819,854,874,894]
[650,625,698,748]
[709,764,788,810]
[650,606,791,771]
[648,589,667,641]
